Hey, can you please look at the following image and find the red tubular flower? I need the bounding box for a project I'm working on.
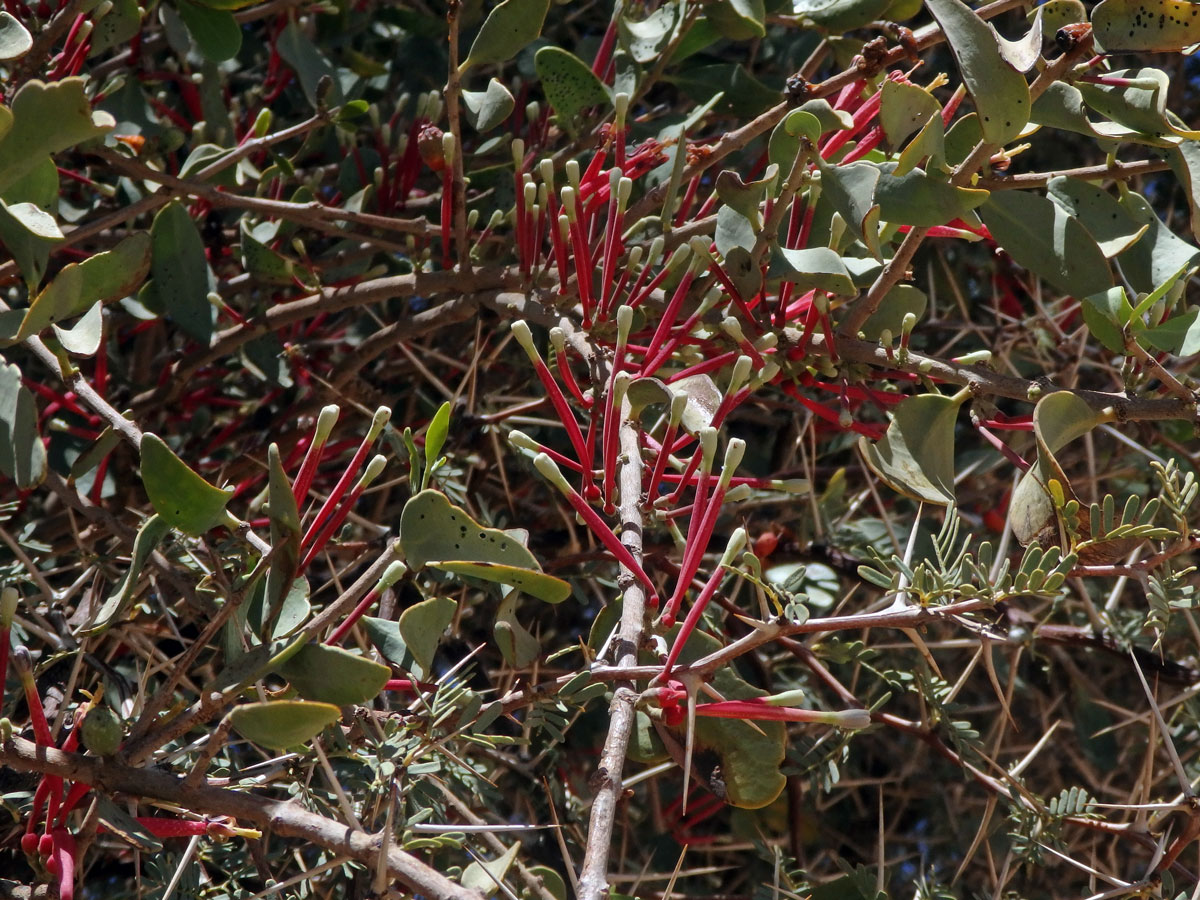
[325,561,407,645]
[661,528,747,675]
[300,406,390,555]
[292,405,340,508]
[511,321,595,492]
[12,647,52,746]
[663,440,745,628]
[693,698,872,730]
[640,241,708,376]
[534,453,658,604]
[644,394,686,508]
[299,454,386,571]
[52,829,76,900]
[662,430,719,624]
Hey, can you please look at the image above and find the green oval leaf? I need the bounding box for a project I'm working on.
[860,392,966,506]
[715,166,778,226]
[0,11,31,59]
[1093,0,1200,51]
[175,0,242,62]
[1116,190,1200,293]
[619,1,685,63]
[1141,308,1200,356]
[240,221,295,286]
[859,284,927,342]
[0,78,115,195]
[462,0,551,71]
[151,201,212,344]
[925,0,1030,147]
[493,592,540,667]
[400,489,541,571]
[16,233,152,342]
[535,47,612,135]
[277,19,342,107]
[1010,392,1111,546]
[276,643,391,706]
[89,0,142,57]
[1081,287,1133,353]
[880,79,942,153]
[768,110,821,173]
[876,165,989,228]
[707,0,766,40]
[397,596,457,674]
[423,401,451,489]
[816,158,882,260]
[0,361,46,489]
[772,247,856,296]
[229,700,340,749]
[794,0,891,31]
[264,444,301,627]
[462,78,516,133]
[139,433,233,536]
[53,302,103,357]
[362,615,427,676]
[462,843,521,895]
[1047,176,1148,257]
[1075,67,1200,141]
[979,190,1113,298]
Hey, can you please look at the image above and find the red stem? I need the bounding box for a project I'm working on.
[325,588,381,645]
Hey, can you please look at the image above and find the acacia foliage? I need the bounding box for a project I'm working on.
[2,0,1200,897]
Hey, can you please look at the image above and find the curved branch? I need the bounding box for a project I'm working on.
[0,735,483,900]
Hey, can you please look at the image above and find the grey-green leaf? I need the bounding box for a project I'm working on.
[1047,176,1148,257]
[175,0,242,62]
[151,201,212,344]
[817,158,881,259]
[400,489,541,571]
[925,0,1030,146]
[462,78,515,133]
[14,232,152,343]
[462,0,551,71]
[0,78,115,195]
[0,11,31,59]
[398,596,457,675]
[0,361,46,488]
[860,392,966,506]
[494,592,539,667]
[229,700,340,749]
[139,433,232,536]
[535,47,611,135]
[979,191,1112,297]
[275,643,391,706]
[86,515,172,635]
[772,247,856,296]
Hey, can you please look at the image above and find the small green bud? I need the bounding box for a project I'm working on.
[376,561,408,592]
[81,705,123,756]
[359,454,387,485]
[0,586,18,630]
[368,406,392,439]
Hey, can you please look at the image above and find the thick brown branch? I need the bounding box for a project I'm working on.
[0,736,482,900]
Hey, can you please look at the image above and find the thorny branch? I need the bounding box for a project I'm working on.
[0,735,484,900]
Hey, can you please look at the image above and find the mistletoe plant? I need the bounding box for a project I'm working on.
[2,0,1200,896]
